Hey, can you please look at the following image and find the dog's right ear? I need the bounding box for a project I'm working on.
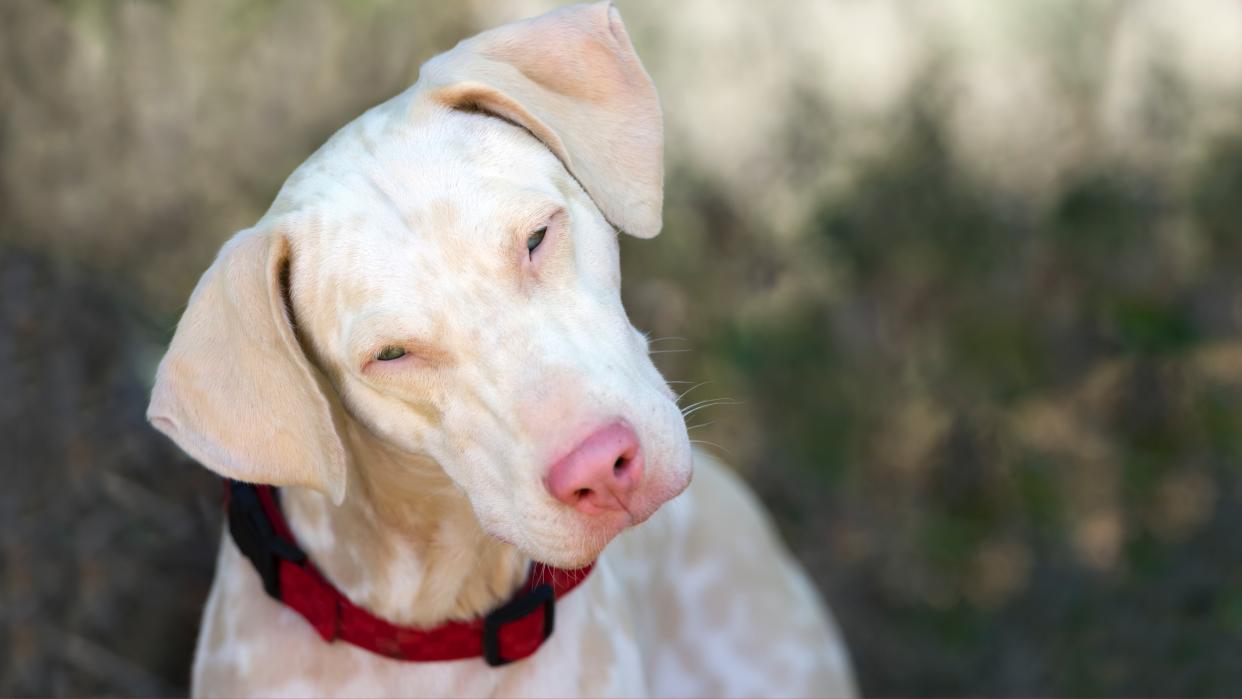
[147,226,347,505]
[420,1,663,239]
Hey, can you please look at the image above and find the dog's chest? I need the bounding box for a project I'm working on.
[192,541,647,698]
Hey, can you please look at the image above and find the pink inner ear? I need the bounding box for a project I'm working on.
[433,83,574,176]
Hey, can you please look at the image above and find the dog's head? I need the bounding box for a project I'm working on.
[148,2,691,568]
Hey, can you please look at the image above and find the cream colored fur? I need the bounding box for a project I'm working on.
[148,3,856,697]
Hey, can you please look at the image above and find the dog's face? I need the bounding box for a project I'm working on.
[148,2,689,567]
[294,112,690,566]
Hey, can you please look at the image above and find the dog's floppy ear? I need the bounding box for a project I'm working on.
[147,226,347,504]
[421,1,663,238]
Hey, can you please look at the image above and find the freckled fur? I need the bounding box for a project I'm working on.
[152,3,856,697]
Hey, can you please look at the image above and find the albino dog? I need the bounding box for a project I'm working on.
[148,3,856,697]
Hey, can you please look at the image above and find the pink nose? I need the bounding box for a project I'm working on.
[545,422,644,515]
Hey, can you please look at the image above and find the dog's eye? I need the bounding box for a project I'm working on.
[527,226,547,254]
[375,345,406,361]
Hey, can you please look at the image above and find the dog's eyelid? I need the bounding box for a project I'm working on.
[357,338,450,372]
[523,207,564,261]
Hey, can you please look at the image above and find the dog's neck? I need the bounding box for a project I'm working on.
[280,420,529,627]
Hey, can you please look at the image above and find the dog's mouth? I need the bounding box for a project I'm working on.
[483,511,632,567]
[483,462,692,568]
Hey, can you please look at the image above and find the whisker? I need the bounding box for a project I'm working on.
[679,397,719,413]
[647,336,688,345]
[649,348,692,355]
[682,400,742,419]
[679,397,739,414]
[675,381,714,404]
[686,421,716,431]
[690,439,733,455]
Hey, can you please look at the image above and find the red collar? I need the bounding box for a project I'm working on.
[225,481,594,666]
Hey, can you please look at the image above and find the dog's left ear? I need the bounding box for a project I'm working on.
[421,1,663,238]
[147,225,348,505]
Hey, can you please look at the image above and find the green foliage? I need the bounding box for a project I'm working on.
[627,108,1242,694]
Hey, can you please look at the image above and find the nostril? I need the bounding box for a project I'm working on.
[546,421,643,511]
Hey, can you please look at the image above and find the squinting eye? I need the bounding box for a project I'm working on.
[375,345,406,361]
[527,226,547,254]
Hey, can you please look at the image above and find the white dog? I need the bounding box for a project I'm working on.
[148,3,856,697]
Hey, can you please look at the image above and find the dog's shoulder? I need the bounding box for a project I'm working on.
[618,447,793,559]
[607,448,859,697]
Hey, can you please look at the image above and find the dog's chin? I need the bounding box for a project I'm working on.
[528,547,605,570]
[522,513,632,569]
[478,523,604,569]
[519,489,694,568]
[483,466,694,569]
[480,510,636,569]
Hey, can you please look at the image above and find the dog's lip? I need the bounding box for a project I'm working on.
[480,466,692,565]
[625,495,666,526]
[631,461,693,518]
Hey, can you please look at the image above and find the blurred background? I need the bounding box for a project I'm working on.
[3,0,1242,695]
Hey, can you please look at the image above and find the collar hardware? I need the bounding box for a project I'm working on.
[482,582,555,666]
[227,480,305,597]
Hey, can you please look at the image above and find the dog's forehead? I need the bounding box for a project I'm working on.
[281,107,573,339]
[285,107,565,254]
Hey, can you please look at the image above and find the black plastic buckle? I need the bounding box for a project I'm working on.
[481,583,555,667]
[226,481,306,599]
